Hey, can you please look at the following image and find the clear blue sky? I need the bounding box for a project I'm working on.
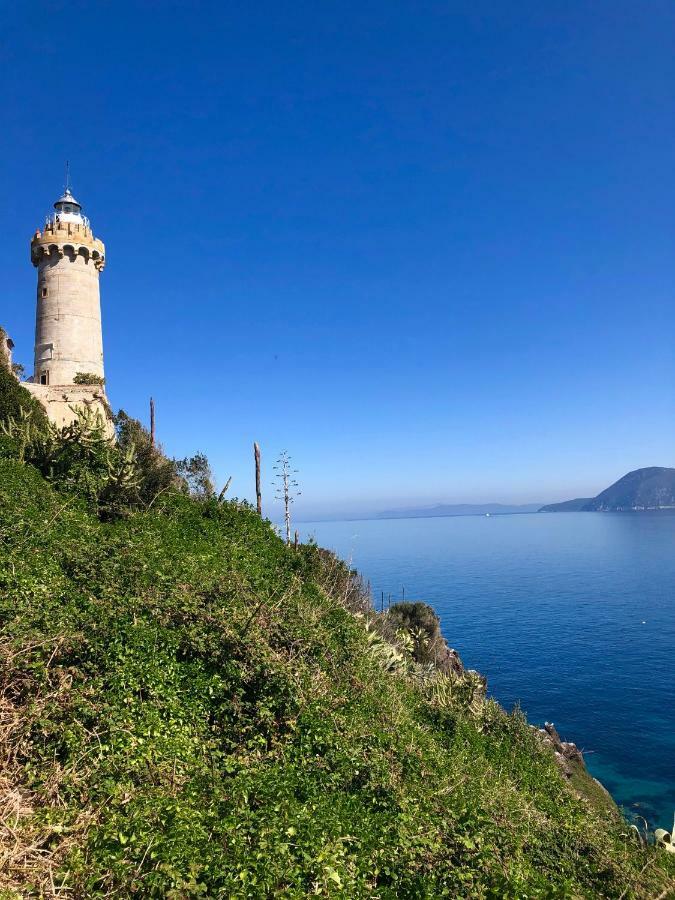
[3,1,674,518]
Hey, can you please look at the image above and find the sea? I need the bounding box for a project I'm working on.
[300,511,675,830]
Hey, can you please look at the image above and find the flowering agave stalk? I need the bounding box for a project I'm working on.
[272,451,301,545]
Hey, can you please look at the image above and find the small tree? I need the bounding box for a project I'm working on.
[176,452,215,499]
[74,372,106,386]
[273,450,301,545]
[114,409,178,504]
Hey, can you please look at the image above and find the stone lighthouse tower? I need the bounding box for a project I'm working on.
[24,184,112,430]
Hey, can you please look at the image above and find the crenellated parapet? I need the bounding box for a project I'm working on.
[31,220,106,271]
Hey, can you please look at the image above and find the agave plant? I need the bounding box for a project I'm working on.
[409,625,430,657]
[395,627,415,655]
[363,619,407,673]
[423,669,486,716]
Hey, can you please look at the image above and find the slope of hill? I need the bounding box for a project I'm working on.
[540,468,675,513]
[587,467,675,511]
[540,497,592,512]
[0,370,673,897]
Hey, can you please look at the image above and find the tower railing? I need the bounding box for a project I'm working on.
[44,213,91,231]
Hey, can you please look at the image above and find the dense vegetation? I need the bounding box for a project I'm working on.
[0,357,48,433]
[1,366,673,898]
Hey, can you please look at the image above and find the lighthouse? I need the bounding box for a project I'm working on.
[31,186,106,385]
[24,183,112,431]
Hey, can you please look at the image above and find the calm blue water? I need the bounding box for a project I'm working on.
[301,512,675,829]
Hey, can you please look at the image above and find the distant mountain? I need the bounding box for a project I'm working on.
[376,502,543,519]
[540,467,675,513]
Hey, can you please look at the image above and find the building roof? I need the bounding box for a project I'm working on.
[54,188,82,210]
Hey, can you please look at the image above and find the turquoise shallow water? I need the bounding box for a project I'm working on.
[301,512,675,829]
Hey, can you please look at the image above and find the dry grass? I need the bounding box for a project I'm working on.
[0,640,87,898]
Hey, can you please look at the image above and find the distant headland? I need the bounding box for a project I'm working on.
[376,502,542,519]
[373,467,675,521]
[540,467,675,513]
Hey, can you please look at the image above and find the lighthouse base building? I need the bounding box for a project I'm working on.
[23,381,111,431]
[22,186,113,434]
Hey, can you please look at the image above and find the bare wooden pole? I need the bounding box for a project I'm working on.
[254,442,262,515]
[294,529,299,550]
[218,476,232,502]
[150,397,156,447]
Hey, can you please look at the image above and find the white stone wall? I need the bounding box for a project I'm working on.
[34,248,104,385]
[23,382,114,437]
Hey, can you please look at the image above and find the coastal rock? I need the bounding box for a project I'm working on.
[437,644,465,676]
[539,722,586,778]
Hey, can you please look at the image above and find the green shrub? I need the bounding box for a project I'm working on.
[0,360,48,432]
[388,600,465,674]
[115,409,179,504]
[73,371,106,386]
[1,402,199,521]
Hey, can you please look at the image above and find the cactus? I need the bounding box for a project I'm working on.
[5,402,142,519]
[0,407,38,462]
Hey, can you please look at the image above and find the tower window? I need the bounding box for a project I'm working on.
[41,287,48,298]
[40,371,49,386]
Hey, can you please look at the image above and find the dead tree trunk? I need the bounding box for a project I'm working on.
[218,476,232,502]
[150,397,156,447]
[254,442,262,515]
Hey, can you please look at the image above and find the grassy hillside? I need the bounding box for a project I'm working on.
[0,377,673,896]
